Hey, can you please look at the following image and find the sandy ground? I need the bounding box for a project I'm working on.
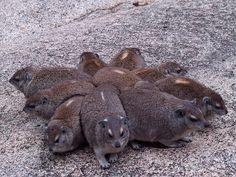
[0,0,235,176]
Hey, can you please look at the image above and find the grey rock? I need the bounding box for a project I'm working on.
[0,0,235,176]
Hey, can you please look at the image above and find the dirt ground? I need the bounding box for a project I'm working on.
[0,0,235,176]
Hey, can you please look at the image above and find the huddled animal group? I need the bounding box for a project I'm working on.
[9,48,228,169]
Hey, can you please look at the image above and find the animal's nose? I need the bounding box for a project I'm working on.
[115,142,121,148]
[203,121,210,128]
[225,109,228,114]
[23,106,27,112]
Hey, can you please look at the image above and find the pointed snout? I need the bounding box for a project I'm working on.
[203,120,211,128]
[23,106,27,112]
[223,108,228,115]
[9,77,13,84]
[114,141,121,148]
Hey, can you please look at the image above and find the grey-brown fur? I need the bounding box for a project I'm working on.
[9,67,92,98]
[81,84,129,169]
[78,52,107,76]
[93,67,142,91]
[120,87,208,148]
[23,80,94,119]
[155,76,228,118]
[133,61,187,83]
[46,96,85,153]
[109,48,145,71]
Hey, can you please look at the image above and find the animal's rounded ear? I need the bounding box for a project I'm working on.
[80,52,87,62]
[42,96,48,105]
[25,73,32,81]
[203,97,211,105]
[191,98,197,105]
[120,116,128,125]
[95,53,99,58]
[133,48,141,55]
[98,120,107,128]
[175,108,186,118]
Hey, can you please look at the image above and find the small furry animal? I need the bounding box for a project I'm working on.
[155,76,228,118]
[46,96,85,153]
[81,84,129,169]
[158,61,187,76]
[9,67,92,97]
[109,48,145,71]
[133,0,154,6]
[78,52,107,76]
[133,61,187,83]
[93,67,142,91]
[23,80,94,119]
[120,87,208,149]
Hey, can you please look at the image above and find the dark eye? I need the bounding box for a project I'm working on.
[54,138,59,143]
[189,117,198,122]
[61,128,67,134]
[176,70,181,73]
[13,78,20,82]
[108,133,113,138]
[27,104,35,109]
[120,131,124,137]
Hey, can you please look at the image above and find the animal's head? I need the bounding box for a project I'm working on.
[127,48,142,55]
[202,91,228,116]
[160,62,187,76]
[79,52,100,64]
[23,91,52,118]
[96,114,129,150]
[45,120,76,153]
[9,67,34,92]
[174,99,209,130]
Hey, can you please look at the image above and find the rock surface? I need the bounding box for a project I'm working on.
[0,0,235,176]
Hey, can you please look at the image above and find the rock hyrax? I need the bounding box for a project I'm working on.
[81,84,129,169]
[133,61,187,83]
[9,67,92,97]
[23,80,94,119]
[46,96,85,153]
[93,67,142,91]
[155,76,228,118]
[78,52,107,76]
[109,48,145,71]
[158,61,187,76]
[120,87,208,148]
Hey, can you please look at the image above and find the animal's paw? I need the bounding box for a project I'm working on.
[174,141,187,148]
[130,141,143,150]
[179,136,192,143]
[100,161,111,169]
[109,154,118,163]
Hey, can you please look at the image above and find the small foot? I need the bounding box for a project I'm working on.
[179,136,192,143]
[100,161,111,169]
[109,154,118,163]
[130,141,143,150]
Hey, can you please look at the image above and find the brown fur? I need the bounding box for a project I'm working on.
[23,80,94,119]
[155,76,228,118]
[81,84,129,169]
[133,61,187,83]
[9,67,92,98]
[109,48,145,71]
[78,52,107,76]
[93,67,142,91]
[46,96,85,153]
[120,87,208,148]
